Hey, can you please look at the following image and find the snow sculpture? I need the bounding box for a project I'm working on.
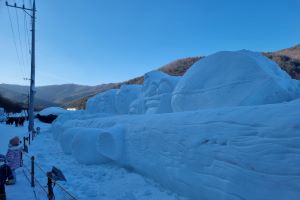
[75,98,300,200]
[145,76,180,114]
[59,127,80,154]
[172,50,300,111]
[50,50,300,200]
[115,85,142,114]
[97,125,125,162]
[85,89,118,114]
[129,71,180,114]
[71,128,111,165]
[128,98,145,114]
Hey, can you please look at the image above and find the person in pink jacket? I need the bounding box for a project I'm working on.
[5,136,22,185]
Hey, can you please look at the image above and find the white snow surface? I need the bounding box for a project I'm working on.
[129,71,181,114]
[53,98,300,200]
[50,51,300,200]
[0,121,187,200]
[86,89,118,114]
[38,106,68,116]
[172,50,300,111]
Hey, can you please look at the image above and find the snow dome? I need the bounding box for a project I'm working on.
[172,50,300,112]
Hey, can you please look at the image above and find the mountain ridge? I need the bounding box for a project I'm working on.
[0,44,299,111]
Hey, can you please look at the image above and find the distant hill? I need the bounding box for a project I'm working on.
[1,44,299,110]
[263,44,300,80]
[271,44,300,60]
[0,83,119,111]
[0,94,24,113]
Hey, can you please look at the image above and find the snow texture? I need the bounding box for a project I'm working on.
[172,50,300,111]
[86,89,118,114]
[71,127,111,164]
[54,99,300,200]
[129,71,180,114]
[38,106,68,116]
[50,50,300,200]
[115,84,142,114]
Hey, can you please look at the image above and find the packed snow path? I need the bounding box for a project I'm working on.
[0,122,187,200]
[4,168,37,200]
[0,124,36,200]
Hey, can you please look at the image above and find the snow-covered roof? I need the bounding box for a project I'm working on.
[39,107,67,116]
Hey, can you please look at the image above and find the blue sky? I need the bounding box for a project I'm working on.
[0,0,300,86]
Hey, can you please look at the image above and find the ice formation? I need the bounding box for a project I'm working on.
[172,50,300,111]
[51,50,300,200]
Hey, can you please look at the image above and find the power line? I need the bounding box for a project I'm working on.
[23,1,31,50]
[15,5,27,78]
[6,5,23,77]
[23,0,31,78]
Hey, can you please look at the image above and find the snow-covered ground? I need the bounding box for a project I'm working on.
[0,121,187,200]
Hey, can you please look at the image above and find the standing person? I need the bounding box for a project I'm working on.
[0,155,13,200]
[6,137,22,185]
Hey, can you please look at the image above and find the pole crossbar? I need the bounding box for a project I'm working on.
[5,2,34,11]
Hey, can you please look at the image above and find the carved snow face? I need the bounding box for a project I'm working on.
[144,78,179,114]
[142,71,180,114]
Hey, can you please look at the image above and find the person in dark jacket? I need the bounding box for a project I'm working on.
[0,155,13,200]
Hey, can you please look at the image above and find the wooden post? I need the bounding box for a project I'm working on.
[31,156,35,187]
[47,174,54,200]
[23,137,26,149]
[20,151,23,167]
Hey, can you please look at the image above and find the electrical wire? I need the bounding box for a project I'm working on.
[6,6,22,70]
[23,0,31,79]
[15,4,27,79]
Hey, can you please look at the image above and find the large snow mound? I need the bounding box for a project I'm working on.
[172,50,300,111]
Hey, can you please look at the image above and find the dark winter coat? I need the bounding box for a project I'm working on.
[0,164,13,185]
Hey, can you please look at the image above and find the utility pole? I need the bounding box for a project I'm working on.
[6,0,36,132]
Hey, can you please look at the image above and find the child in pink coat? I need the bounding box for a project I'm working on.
[5,136,22,185]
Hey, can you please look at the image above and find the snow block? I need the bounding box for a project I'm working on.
[59,127,83,154]
[71,128,111,164]
[85,89,118,114]
[172,50,300,111]
[97,125,125,162]
[115,85,142,114]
